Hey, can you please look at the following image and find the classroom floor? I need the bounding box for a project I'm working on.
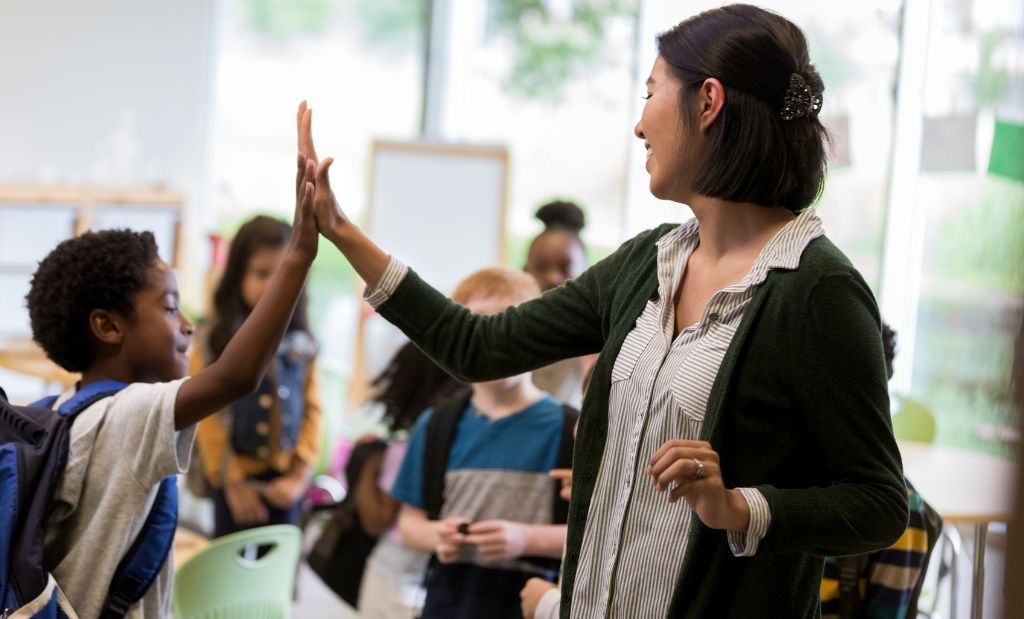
[293,562,355,618]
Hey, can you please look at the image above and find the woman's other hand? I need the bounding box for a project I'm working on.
[647,439,750,532]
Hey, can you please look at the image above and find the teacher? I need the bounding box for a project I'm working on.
[302,4,908,617]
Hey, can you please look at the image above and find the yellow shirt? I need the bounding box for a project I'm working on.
[190,346,323,488]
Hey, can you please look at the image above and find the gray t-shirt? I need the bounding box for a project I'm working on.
[43,379,195,619]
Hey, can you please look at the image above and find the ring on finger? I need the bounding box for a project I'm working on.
[692,458,705,480]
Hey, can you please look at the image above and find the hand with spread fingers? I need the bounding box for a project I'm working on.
[646,439,750,532]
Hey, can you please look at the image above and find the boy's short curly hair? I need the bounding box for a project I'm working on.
[26,229,160,372]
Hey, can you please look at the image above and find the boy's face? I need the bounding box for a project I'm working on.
[120,261,194,383]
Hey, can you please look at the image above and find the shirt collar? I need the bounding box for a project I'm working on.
[654,208,825,289]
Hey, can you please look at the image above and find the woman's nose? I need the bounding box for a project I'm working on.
[634,121,644,140]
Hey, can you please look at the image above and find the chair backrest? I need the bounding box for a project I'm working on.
[172,524,301,619]
[891,395,937,443]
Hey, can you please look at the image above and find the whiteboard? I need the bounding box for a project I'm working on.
[366,140,508,294]
[351,140,509,400]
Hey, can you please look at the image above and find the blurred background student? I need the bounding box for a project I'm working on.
[355,342,469,618]
[192,215,322,537]
[525,200,595,410]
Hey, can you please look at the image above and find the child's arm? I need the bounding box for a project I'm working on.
[353,448,400,536]
[465,520,567,562]
[397,504,469,563]
[173,157,318,430]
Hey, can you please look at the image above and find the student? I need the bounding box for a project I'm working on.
[525,200,592,410]
[192,215,322,537]
[29,153,319,617]
[298,2,908,614]
[387,268,571,619]
[356,342,469,618]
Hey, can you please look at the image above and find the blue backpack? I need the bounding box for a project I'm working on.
[0,381,178,618]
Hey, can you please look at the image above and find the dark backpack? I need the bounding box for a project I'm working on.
[0,382,178,618]
[824,479,943,618]
[421,392,578,574]
[307,438,388,608]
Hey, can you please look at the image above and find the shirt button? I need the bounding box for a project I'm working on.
[278,385,291,399]
[256,421,270,436]
[258,393,274,409]
[257,446,270,458]
[708,312,720,323]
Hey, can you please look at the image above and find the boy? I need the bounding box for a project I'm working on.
[389,268,572,619]
[25,154,318,617]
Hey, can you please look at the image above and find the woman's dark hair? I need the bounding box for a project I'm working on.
[27,229,160,372]
[370,342,469,436]
[207,215,309,358]
[656,4,829,212]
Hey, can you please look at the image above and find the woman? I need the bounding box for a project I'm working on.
[298,5,907,617]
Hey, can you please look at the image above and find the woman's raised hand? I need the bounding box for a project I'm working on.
[294,101,389,287]
[646,439,750,532]
[296,101,350,243]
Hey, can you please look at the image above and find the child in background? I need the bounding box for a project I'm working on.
[355,342,470,618]
[389,268,572,619]
[524,201,593,410]
[193,215,322,537]
[29,154,318,617]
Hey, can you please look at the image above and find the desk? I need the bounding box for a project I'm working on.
[173,528,209,571]
[898,440,1018,619]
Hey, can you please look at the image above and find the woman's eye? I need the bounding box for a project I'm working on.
[641,93,652,100]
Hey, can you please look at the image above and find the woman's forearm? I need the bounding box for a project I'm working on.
[325,221,389,290]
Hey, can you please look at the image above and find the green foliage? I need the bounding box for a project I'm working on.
[974,31,1012,107]
[353,0,425,52]
[933,178,1024,292]
[241,0,335,39]
[493,0,636,100]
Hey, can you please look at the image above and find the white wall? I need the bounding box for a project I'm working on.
[0,0,220,306]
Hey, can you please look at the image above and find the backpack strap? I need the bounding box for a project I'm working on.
[35,380,178,618]
[837,553,870,618]
[100,477,178,618]
[551,404,579,525]
[55,381,129,418]
[422,392,473,521]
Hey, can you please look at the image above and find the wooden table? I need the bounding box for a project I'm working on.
[898,440,1018,619]
[0,338,78,390]
[173,527,210,571]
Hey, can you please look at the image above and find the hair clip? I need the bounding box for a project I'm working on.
[780,73,822,121]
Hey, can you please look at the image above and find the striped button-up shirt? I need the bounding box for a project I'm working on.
[569,209,823,618]
[367,208,824,618]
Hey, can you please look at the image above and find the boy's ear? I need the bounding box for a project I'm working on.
[88,309,126,346]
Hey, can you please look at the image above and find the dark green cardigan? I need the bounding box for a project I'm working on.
[377,225,908,618]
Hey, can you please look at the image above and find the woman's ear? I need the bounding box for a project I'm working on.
[89,309,126,346]
[698,78,726,131]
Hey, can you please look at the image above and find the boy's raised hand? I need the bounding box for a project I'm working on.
[291,154,319,264]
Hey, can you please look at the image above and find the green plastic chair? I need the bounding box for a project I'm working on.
[891,395,937,443]
[172,525,301,619]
